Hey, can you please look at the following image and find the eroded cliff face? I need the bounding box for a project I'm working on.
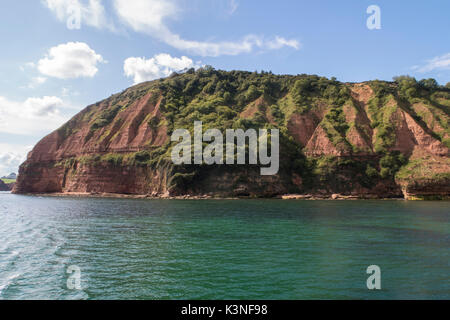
[14,70,450,199]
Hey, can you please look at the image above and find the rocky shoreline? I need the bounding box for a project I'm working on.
[15,191,417,201]
[0,180,14,192]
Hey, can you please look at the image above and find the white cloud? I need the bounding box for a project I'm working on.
[229,0,239,15]
[164,33,300,57]
[62,87,70,97]
[0,144,32,177]
[24,96,63,117]
[266,36,301,50]
[0,96,68,135]
[414,53,450,73]
[43,0,300,57]
[27,76,47,89]
[44,0,114,30]
[114,0,177,32]
[61,86,81,97]
[19,62,36,72]
[114,0,299,57]
[37,42,105,79]
[124,53,198,84]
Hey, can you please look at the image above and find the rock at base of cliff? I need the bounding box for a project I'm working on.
[0,180,12,191]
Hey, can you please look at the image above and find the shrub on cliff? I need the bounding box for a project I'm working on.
[365,165,379,179]
[419,78,439,91]
[134,151,151,164]
[91,105,122,131]
[393,75,419,98]
[169,171,197,190]
[103,154,123,166]
[325,107,349,136]
[379,152,407,179]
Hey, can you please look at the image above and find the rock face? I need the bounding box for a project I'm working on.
[0,180,11,191]
[14,70,450,199]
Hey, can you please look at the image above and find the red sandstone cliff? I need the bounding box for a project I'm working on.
[14,72,450,199]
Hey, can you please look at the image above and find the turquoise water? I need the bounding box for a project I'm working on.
[0,192,448,300]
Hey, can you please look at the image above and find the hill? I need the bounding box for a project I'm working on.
[14,68,450,199]
[1,173,17,180]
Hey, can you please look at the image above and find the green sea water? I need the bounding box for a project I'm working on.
[0,192,448,300]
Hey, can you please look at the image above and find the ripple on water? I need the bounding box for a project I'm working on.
[0,195,449,300]
[0,273,22,297]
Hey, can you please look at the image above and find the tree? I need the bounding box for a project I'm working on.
[245,85,260,101]
[379,152,406,179]
[419,78,439,90]
[365,165,379,179]
[393,75,418,98]
[292,78,311,106]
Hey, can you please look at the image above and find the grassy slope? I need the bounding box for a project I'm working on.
[1,179,16,184]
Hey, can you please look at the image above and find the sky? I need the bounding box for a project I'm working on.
[0,0,449,176]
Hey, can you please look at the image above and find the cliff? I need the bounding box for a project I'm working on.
[0,180,10,191]
[14,69,450,199]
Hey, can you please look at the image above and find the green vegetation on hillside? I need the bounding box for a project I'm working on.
[50,68,449,195]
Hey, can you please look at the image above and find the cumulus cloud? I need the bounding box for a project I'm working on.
[413,53,450,73]
[44,0,114,30]
[0,152,23,175]
[0,96,68,135]
[114,0,299,57]
[0,144,32,177]
[24,96,63,117]
[124,53,198,84]
[37,42,105,79]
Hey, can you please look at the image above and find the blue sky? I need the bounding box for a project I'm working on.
[0,0,449,176]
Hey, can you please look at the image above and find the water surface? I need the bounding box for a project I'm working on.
[0,192,448,299]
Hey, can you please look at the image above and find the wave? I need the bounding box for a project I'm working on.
[0,273,21,297]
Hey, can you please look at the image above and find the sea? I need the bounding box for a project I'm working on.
[0,192,448,300]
